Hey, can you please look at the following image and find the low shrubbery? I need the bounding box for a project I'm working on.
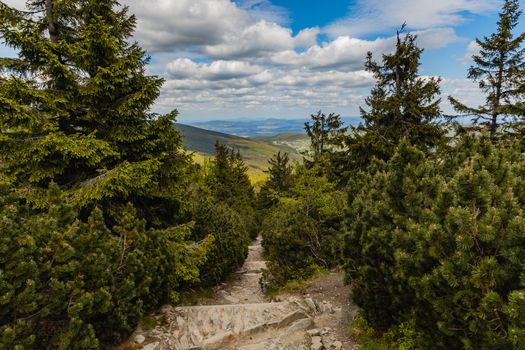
[0,188,209,349]
[260,167,346,291]
[190,201,249,286]
[344,139,525,349]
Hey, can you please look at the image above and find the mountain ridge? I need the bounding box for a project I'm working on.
[175,123,305,182]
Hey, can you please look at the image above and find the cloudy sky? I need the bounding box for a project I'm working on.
[2,0,525,122]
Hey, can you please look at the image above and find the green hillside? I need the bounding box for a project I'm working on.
[255,132,310,153]
[175,124,303,182]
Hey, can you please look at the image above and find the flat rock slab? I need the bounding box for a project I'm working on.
[241,261,267,273]
[142,302,313,349]
[125,238,349,350]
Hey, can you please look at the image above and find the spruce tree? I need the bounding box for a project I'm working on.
[449,0,525,141]
[0,0,189,216]
[347,25,444,168]
[304,111,347,166]
[258,151,294,209]
[209,141,254,203]
[210,141,233,201]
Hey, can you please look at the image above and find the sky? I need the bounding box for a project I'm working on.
[2,0,525,122]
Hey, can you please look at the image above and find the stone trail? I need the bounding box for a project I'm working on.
[130,237,346,349]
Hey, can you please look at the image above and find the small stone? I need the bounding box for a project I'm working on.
[142,342,159,350]
[211,313,221,327]
[134,334,146,344]
[322,302,333,314]
[304,298,318,312]
[307,328,321,336]
[310,336,323,350]
[223,294,240,304]
[333,340,343,349]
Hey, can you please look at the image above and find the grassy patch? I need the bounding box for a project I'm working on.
[141,315,157,331]
[178,287,215,306]
[264,267,329,298]
[351,316,390,350]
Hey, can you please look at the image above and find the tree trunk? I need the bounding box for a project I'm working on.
[491,50,505,142]
[45,0,58,43]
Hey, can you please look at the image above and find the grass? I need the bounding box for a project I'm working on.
[178,287,216,306]
[351,316,390,350]
[264,267,330,298]
[141,316,157,331]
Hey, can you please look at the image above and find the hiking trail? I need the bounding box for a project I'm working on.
[126,237,357,349]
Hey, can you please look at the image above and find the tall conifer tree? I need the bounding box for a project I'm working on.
[0,0,189,214]
[449,0,525,141]
[347,25,444,168]
[265,152,293,193]
[304,111,347,165]
[258,152,294,209]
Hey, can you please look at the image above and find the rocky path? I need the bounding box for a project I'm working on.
[126,237,354,350]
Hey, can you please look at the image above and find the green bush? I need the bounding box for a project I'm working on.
[413,147,525,349]
[344,142,439,330]
[0,189,207,349]
[190,201,250,286]
[344,139,525,349]
[261,167,346,290]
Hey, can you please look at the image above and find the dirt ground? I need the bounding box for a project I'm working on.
[274,270,360,349]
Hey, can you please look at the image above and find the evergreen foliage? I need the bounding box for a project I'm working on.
[343,141,439,331]
[304,111,347,167]
[0,1,239,348]
[343,139,525,349]
[0,0,190,217]
[261,166,346,290]
[449,0,525,140]
[0,187,208,349]
[190,201,249,286]
[346,26,444,170]
[258,151,294,209]
[209,141,257,238]
[209,141,254,206]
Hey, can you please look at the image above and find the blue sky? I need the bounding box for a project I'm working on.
[3,0,525,122]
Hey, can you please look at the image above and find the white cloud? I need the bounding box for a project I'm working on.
[460,40,481,64]
[202,21,319,58]
[158,62,375,119]
[166,59,263,80]
[125,0,318,58]
[270,28,461,70]
[235,0,290,25]
[1,0,26,9]
[125,0,247,52]
[272,36,393,69]
[0,0,491,121]
[325,0,498,37]
[416,28,463,49]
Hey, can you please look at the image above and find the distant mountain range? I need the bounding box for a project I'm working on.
[184,117,361,137]
[175,123,307,183]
